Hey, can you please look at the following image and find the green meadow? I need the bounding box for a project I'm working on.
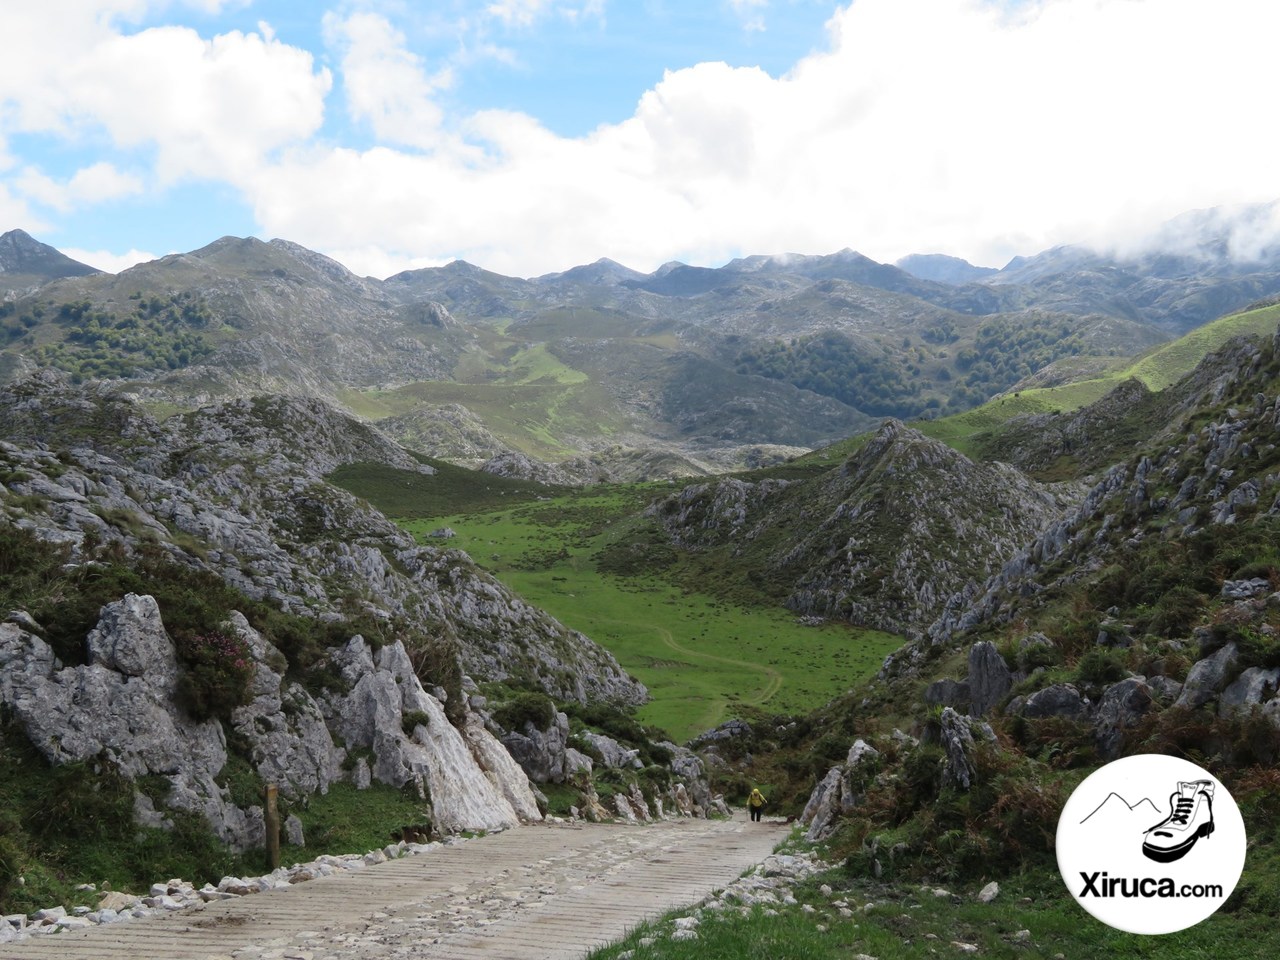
[343,475,903,743]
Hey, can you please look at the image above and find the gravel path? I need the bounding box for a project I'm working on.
[4,816,786,960]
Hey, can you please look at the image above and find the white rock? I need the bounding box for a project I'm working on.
[977,881,999,903]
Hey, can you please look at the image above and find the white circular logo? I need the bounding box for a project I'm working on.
[1056,754,1246,935]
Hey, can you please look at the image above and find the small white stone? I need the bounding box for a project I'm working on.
[977,881,999,903]
[951,942,978,953]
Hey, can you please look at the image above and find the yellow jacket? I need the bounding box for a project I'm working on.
[749,789,766,808]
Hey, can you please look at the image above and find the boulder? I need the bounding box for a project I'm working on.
[582,731,642,770]
[84,593,180,692]
[499,711,569,783]
[1175,643,1239,710]
[1094,678,1154,758]
[924,678,970,710]
[1218,667,1280,716]
[1018,683,1089,720]
[801,738,880,840]
[967,642,1012,716]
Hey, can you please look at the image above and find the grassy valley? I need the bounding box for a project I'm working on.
[330,467,904,742]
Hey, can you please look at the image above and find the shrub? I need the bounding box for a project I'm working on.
[401,711,431,736]
[1146,585,1207,638]
[175,631,256,722]
[492,692,557,733]
[1073,648,1127,688]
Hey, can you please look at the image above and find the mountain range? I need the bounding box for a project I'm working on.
[5,202,1280,476]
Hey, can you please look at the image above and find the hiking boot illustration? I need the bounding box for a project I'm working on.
[1142,780,1215,863]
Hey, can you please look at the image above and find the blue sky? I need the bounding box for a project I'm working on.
[2,1,1278,278]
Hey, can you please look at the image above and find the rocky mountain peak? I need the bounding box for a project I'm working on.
[0,228,100,280]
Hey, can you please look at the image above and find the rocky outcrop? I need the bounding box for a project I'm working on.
[1094,678,1154,759]
[937,708,995,791]
[801,739,881,841]
[226,613,345,799]
[320,637,532,833]
[0,374,646,708]
[650,420,1077,636]
[966,641,1012,717]
[1,596,261,849]
[0,594,546,847]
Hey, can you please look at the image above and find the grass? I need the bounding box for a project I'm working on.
[587,858,1280,960]
[333,462,905,743]
[815,301,1280,461]
[396,483,903,743]
[351,379,627,459]
[287,782,432,857]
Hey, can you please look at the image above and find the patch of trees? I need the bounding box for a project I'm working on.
[736,330,930,417]
[736,315,1094,419]
[32,292,216,382]
[944,316,1088,413]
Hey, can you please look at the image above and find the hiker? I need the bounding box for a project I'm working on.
[748,787,767,822]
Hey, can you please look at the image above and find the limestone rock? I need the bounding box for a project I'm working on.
[924,678,970,710]
[84,593,180,692]
[319,636,528,833]
[967,641,1012,716]
[1175,643,1239,710]
[1094,678,1154,759]
[1018,683,1089,720]
[1218,666,1280,716]
[583,731,642,770]
[801,738,880,841]
[938,708,995,791]
[226,614,345,799]
[499,711,569,783]
[460,711,544,822]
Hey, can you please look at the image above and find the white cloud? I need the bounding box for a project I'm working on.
[6,0,1280,277]
[0,184,45,236]
[323,12,452,150]
[484,1,605,28]
[0,9,330,184]
[60,246,162,274]
[728,0,768,32]
[17,162,144,213]
[233,0,1280,277]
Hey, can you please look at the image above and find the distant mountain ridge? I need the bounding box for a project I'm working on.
[3,201,1278,474]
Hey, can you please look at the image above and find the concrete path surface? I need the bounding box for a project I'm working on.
[3,815,787,960]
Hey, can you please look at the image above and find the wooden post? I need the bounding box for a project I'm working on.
[264,784,280,871]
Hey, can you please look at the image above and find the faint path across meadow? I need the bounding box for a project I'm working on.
[4,815,786,960]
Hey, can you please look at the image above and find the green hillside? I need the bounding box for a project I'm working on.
[894,301,1280,457]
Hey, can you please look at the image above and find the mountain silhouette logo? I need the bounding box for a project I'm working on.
[1077,782,1216,864]
[1056,755,1246,935]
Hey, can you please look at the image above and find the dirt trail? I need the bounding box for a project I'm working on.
[4,815,786,960]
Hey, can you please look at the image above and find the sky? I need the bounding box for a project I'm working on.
[1,0,1278,279]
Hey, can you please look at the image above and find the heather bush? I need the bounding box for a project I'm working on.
[175,630,256,722]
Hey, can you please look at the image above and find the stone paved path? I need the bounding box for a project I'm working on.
[4,816,786,960]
